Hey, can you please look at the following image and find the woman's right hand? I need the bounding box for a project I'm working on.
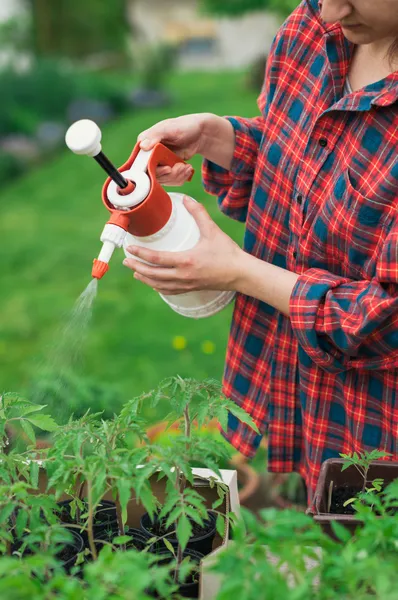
[138,114,210,186]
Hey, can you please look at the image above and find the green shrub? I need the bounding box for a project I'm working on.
[0,60,78,136]
[0,59,129,137]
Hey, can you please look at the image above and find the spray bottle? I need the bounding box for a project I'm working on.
[65,120,235,319]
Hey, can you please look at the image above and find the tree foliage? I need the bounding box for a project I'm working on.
[201,0,300,18]
[26,0,129,60]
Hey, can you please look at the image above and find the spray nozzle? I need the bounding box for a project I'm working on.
[66,119,194,281]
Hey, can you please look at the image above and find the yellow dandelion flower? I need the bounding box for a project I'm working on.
[201,340,216,355]
[172,335,187,351]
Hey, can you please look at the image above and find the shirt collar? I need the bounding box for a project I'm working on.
[307,0,398,107]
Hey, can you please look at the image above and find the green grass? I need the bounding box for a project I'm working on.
[0,70,258,419]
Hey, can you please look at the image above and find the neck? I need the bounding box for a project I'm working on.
[365,38,398,70]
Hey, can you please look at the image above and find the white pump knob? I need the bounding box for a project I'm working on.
[65,119,102,157]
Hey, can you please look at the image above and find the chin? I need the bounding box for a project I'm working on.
[341,28,373,45]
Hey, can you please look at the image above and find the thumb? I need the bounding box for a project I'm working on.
[183,196,213,236]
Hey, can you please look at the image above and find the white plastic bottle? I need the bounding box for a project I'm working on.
[65,119,235,319]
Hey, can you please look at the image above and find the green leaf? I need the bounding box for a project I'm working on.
[113,535,132,545]
[216,407,229,433]
[343,498,356,508]
[216,514,226,539]
[330,520,352,543]
[26,414,58,432]
[117,479,131,526]
[163,538,176,555]
[341,463,352,472]
[16,510,28,539]
[12,402,48,417]
[0,504,15,524]
[227,404,260,434]
[20,419,36,445]
[212,497,224,510]
[30,461,39,489]
[177,514,192,552]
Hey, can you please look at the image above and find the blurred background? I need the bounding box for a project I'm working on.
[0,0,305,509]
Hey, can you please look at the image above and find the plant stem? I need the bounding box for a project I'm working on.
[174,404,191,582]
[87,481,98,560]
[115,497,126,551]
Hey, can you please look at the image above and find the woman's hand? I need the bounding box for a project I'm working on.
[138,113,236,186]
[123,196,244,295]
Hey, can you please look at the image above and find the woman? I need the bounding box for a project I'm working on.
[123,0,398,506]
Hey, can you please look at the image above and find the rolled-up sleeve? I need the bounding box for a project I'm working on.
[202,116,264,223]
[290,228,398,372]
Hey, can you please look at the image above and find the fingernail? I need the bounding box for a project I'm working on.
[127,246,138,254]
[123,259,129,266]
[140,138,151,150]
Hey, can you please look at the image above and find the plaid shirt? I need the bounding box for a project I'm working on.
[202,0,398,502]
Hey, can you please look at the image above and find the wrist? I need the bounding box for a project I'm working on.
[199,114,235,169]
[232,249,253,293]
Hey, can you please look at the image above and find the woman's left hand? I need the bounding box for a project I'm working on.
[123,196,244,295]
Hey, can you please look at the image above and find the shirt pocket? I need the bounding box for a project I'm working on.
[309,168,395,279]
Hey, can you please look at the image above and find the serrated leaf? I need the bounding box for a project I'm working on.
[30,461,39,489]
[228,404,260,434]
[177,514,192,553]
[26,414,58,432]
[216,407,229,433]
[117,479,131,526]
[16,510,28,539]
[139,485,156,520]
[20,419,36,445]
[216,514,225,538]
[12,402,47,417]
[0,504,14,524]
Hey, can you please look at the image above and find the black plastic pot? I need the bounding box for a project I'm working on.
[150,549,203,599]
[140,511,216,557]
[57,499,119,547]
[311,458,398,540]
[95,527,150,553]
[58,529,85,573]
[12,528,84,574]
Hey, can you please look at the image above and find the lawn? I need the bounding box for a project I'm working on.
[0,70,259,420]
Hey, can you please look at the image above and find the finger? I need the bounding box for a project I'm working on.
[134,273,189,295]
[125,246,190,268]
[157,167,193,186]
[183,196,213,234]
[138,119,183,153]
[156,166,172,178]
[123,259,179,281]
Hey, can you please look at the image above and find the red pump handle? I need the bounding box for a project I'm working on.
[102,142,194,238]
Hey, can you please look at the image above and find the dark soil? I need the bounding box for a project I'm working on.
[150,550,202,599]
[330,485,359,515]
[57,500,117,527]
[330,485,398,516]
[146,515,214,539]
[95,528,148,552]
[56,543,79,565]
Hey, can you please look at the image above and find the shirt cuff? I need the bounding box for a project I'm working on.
[202,116,260,194]
[289,269,351,373]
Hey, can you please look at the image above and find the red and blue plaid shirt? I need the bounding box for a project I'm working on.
[202,0,398,503]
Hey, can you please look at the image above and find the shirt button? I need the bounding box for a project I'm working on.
[293,250,298,259]
[319,138,328,147]
[297,194,303,205]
